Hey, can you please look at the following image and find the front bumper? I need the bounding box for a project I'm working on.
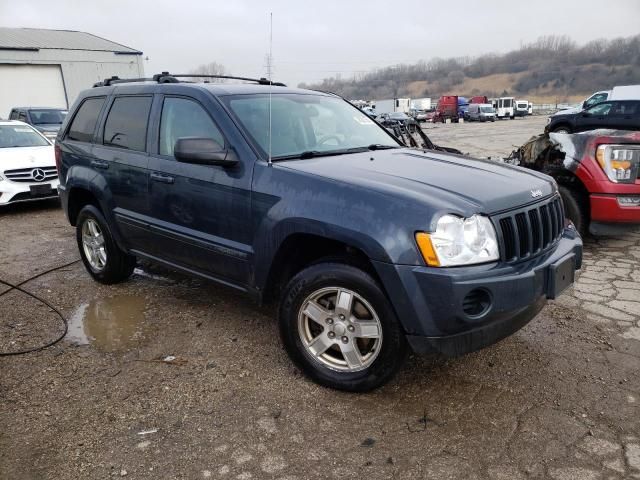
[374,229,582,356]
[589,193,640,235]
[0,178,59,205]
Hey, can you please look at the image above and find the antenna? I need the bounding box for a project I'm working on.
[268,12,273,166]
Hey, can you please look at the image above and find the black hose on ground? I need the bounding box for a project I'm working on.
[0,259,80,356]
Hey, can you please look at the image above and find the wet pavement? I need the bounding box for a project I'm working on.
[1,119,639,479]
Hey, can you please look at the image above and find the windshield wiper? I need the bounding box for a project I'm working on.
[273,149,355,161]
[366,144,398,150]
[272,144,399,162]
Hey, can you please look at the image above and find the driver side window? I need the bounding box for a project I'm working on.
[159,97,224,157]
[586,102,612,116]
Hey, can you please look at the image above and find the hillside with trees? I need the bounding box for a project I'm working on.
[300,35,640,103]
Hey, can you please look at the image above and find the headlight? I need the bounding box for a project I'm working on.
[596,145,640,183]
[416,214,500,267]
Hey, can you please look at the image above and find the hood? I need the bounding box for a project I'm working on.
[279,148,555,215]
[552,107,580,116]
[0,145,55,172]
[34,124,62,133]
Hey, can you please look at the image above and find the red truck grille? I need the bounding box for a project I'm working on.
[494,195,565,262]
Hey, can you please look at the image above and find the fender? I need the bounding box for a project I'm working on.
[252,216,393,292]
[65,165,129,253]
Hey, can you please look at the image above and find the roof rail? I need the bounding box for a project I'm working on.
[155,73,286,86]
[92,72,286,88]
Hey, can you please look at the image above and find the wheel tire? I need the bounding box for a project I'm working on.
[553,126,571,134]
[559,186,588,236]
[279,262,408,392]
[76,205,136,284]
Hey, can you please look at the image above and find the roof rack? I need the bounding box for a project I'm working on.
[93,72,286,88]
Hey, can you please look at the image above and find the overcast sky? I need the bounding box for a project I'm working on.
[2,0,639,86]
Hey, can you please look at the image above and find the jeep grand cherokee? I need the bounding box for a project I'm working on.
[56,74,582,391]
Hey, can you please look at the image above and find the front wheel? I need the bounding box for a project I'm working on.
[552,126,572,134]
[559,186,588,236]
[279,263,407,392]
[76,205,136,284]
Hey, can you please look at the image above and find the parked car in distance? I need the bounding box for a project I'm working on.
[466,103,496,122]
[492,97,515,119]
[57,74,582,392]
[551,86,640,119]
[0,120,58,205]
[376,111,419,132]
[8,107,68,142]
[514,100,530,117]
[513,130,640,236]
[546,100,640,134]
[409,109,428,122]
[360,106,376,118]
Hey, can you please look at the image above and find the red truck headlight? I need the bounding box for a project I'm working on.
[596,145,640,183]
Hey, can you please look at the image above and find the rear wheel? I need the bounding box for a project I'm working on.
[559,186,588,236]
[76,205,136,284]
[279,262,407,392]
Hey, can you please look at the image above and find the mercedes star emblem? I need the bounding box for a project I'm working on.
[31,168,46,182]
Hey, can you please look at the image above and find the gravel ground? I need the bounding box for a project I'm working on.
[1,118,639,480]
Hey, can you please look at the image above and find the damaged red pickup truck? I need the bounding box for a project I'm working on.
[510,130,640,235]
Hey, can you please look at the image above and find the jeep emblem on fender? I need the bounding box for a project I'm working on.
[530,189,543,198]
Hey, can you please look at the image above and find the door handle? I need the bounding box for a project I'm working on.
[150,172,175,184]
[90,160,109,170]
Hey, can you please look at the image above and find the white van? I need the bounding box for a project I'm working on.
[514,100,530,117]
[466,103,496,122]
[492,97,514,119]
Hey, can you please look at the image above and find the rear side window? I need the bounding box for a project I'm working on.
[610,102,638,116]
[159,97,224,157]
[103,96,152,151]
[67,97,105,143]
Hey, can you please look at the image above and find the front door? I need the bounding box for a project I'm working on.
[146,95,253,287]
[574,102,613,132]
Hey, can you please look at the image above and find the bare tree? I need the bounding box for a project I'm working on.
[188,62,227,82]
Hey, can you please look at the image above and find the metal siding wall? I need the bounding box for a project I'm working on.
[0,49,144,111]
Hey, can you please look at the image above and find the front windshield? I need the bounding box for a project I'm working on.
[480,106,495,113]
[29,109,67,125]
[0,125,50,148]
[224,93,399,159]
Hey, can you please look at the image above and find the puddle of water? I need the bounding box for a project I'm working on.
[66,295,147,351]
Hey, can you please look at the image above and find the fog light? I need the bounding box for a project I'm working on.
[462,288,492,317]
[618,196,640,207]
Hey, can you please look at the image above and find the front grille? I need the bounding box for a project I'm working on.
[3,166,58,183]
[494,195,564,262]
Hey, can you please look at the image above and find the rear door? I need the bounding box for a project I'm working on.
[146,93,253,286]
[91,95,153,251]
[607,101,639,130]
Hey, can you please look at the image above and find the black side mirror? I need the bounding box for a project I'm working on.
[174,137,238,166]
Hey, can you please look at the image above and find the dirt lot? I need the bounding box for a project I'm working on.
[424,115,549,159]
[1,117,639,480]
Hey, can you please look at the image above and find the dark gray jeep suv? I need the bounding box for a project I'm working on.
[56,74,582,391]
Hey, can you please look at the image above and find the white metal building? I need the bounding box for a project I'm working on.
[0,28,144,118]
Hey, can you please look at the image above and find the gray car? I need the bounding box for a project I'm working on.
[466,103,496,122]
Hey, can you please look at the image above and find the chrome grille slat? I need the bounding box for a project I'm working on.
[4,166,58,183]
[494,195,565,263]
